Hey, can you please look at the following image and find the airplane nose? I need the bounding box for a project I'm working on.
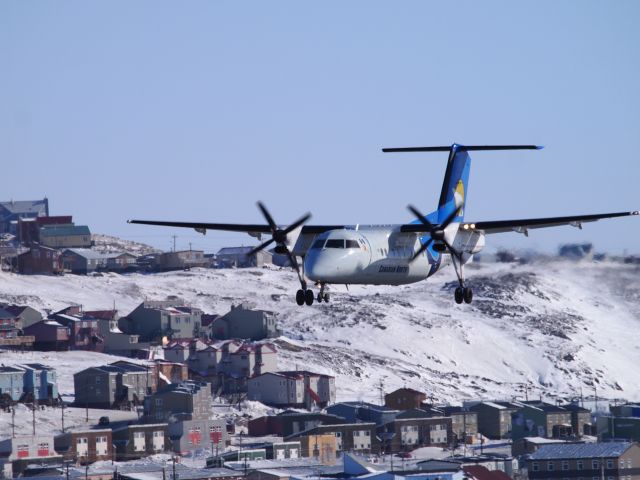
[305,255,335,281]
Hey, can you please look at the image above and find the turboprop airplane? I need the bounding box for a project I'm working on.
[129,144,638,306]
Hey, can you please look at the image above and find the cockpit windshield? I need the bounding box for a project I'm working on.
[318,239,361,249]
[311,239,325,249]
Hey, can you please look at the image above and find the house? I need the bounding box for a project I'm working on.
[563,403,594,436]
[527,442,640,480]
[286,422,379,454]
[379,415,453,453]
[122,300,203,342]
[298,435,337,464]
[105,252,138,272]
[0,366,25,402]
[54,428,113,464]
[39,225,92,249]
[0,198,49,234]
[155,250,208,271]
[212,303,281,340]
[74,362,153,409]
[216,247,272,268]
[21,363,58,402]
[61,249,111,274]
[143,380,212,422]
[326,402,399,426]
[168,418,229,454]
[49,310,104,351]
[247,371,335,409]
[248,412,348,437]
[438,406,479,442]
[84,309,150,357]
[597,416,640,442]
[165,338,278,393]
[468,401,520,439]
[23,320,71,351]
[0,310,19,340]
[511,401,574,440]
[385,388,428,410]
[0,310,34,348]
[111,423,168,460]
[0,435,62,475]
[18,215,73,244]
[152,360,189,389]
[0,304,43,329]
[17,245,62,274]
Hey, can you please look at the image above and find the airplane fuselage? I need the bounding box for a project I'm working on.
[303,225,484,286]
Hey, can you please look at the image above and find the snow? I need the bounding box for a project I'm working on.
[0,260,638,408]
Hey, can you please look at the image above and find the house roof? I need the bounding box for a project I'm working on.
[530,442,633,460]
[0,366,24,373]
[40,225,91,237]
[463,465,512,480]
[0,199,48,216]
[274,370,334,379]
[387,387,427,397]
[64,248,112,260]
[217,246,256,255]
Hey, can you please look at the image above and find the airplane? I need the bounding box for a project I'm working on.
[129,144,638,306]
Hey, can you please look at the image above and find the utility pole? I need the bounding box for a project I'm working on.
[11,407,15,438]
[378,379,385,406]
[172,235,177,252]
[86,379,89,423]
[61,401,65,433]
[32,401,37,435]
[172,456,177,480]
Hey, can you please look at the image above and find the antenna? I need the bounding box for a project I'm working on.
[171,235,177,252]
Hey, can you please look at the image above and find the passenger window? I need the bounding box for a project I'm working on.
[326,239,344,248]
[311,239,325,249]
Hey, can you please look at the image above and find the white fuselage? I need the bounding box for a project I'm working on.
[303,225,485,286]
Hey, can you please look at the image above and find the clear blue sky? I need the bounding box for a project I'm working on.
[2,1,639,254]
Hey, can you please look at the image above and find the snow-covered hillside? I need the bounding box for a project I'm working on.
[0,260,638,404]
[91,234,160,256]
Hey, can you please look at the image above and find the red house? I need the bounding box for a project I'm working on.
[17,245,62,275]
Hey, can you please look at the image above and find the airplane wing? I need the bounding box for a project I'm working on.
[127,219,345,235]
[467,210,639,234]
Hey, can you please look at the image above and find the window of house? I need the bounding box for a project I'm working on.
[593,461,600,470]
[620,460,625,469]
[562,461,569,471]
[607,460,614,469]
[548,462,555,471]
[577,460,584,470]
[96,377,101,384]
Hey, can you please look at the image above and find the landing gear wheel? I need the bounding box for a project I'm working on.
[317,293,323,303]
[304,289,314,306]
[454,287,464,304]
[323,293,330,303]
[296,289,305,306]
[463,287,473,304]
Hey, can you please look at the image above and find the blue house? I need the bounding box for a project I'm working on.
[326,402,399,426]
[0,366,25,401]
[21,363,58,401]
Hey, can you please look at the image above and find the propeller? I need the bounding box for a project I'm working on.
[248,201,311,290]
[407,203,464,262]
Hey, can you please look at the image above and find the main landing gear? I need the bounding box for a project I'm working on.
[295,284,329,306]
[451,252,473,305]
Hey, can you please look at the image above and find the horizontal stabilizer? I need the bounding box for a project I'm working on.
[382,145,542,153]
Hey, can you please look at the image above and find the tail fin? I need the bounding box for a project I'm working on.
[382,144,542,224]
